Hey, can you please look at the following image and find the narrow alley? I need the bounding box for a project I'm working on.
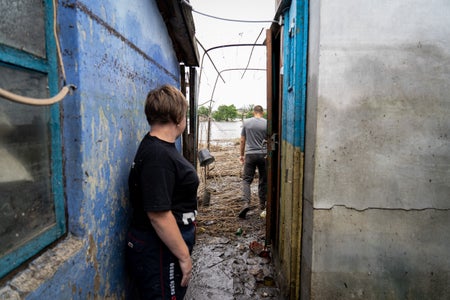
[1,1,449,299]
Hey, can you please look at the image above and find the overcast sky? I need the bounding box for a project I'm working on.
[189,0,277,110]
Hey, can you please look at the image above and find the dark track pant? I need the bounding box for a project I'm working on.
[126,225,195,300]
[242,153,267,207]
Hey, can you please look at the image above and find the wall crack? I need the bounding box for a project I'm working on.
[314,204,450,212]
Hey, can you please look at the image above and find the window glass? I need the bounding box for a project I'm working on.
[0,0,46,58]
[0,65,55,257]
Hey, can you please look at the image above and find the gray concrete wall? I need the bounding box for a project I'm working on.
[304,0,450,298]
[311,208,450,299]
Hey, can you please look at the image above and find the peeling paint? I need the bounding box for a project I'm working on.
[0,0,182,298]
[87,234,101,293]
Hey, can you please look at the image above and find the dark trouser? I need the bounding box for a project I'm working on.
[242,153,267,207]
[125,224,195,300]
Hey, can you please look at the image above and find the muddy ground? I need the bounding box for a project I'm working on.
[185,142,280,300]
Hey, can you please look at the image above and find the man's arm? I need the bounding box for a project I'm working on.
[240,135,246,164]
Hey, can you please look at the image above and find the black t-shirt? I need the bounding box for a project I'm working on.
[129,134,199,231]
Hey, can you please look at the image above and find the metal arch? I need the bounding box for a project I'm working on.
[196,40,266,89]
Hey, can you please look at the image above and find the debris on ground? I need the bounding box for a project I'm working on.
[185,143,280,300]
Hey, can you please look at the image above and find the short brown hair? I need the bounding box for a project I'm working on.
[144,84,187,126]
[253,105,263,114]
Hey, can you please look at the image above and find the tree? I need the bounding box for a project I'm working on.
[245,104,255,119]
[198,106,210,118]
[239,104,253,120]
[212,104,238,121]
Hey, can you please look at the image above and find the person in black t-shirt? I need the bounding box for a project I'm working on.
[126,84,199,299]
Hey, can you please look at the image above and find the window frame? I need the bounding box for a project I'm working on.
[0,0,66,278]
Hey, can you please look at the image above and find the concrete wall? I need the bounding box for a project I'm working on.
[304,0,450,298]
[0,0,180,298]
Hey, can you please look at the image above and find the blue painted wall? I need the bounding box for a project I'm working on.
[1,0,182,298]
[281,0,308,151]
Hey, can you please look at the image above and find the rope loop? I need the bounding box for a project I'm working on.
[0,84,77,106]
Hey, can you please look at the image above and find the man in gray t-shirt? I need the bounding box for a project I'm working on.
[238,105,267,219]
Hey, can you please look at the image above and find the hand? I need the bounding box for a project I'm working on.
[239,156,244,164]
[179,256,193,287]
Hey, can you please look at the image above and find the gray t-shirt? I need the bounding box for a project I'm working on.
[241,117,267,154]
